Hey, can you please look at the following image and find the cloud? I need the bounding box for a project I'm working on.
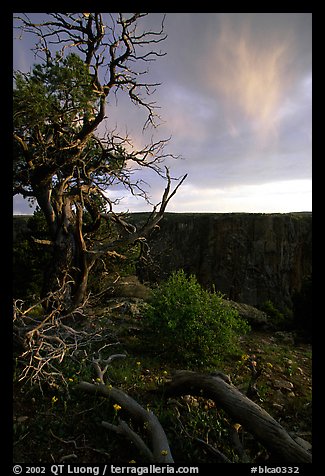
[152,14,312,197]
[202,14,295,150]
[276,73,312,146]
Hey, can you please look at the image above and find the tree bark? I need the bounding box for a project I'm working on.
[77,381,174,463]
[164,371,312,464]
[41,229,76,310]
[41,224,92,311]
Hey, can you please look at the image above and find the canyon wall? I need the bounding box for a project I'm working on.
[141,212,312,311]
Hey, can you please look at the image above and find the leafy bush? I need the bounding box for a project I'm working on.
[143,270,250,365]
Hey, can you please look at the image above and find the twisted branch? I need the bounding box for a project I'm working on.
[13,295,121,391]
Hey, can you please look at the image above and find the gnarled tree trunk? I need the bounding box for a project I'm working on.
[40,194,93,311]
[41,228,80,311]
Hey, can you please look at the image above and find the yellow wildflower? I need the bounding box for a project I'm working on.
[266,362,273,368]
[136,361,141,366]
[113,404,122,411]
[241,354,249,361]
[161,450,168,456]
[51,396,58,404]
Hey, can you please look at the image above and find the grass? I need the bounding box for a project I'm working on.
[13,299,312,464]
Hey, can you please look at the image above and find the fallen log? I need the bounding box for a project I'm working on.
[77,381,174,463]
[164,371,312,464]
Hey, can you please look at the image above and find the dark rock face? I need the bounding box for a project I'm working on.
[143,212,312,311]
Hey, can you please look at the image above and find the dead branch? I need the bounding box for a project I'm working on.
[163,371,312,464]
[93,169,187,257]
[84,355,162,462]
[13,298,121,391]
[50,430,111,459]
[229,425,251,463]
[31,236,54,246]
[77,381,174,463]
[96,354,127,366]
[102,419,155,462]
[92,354,127,383]
[195,438,232,463]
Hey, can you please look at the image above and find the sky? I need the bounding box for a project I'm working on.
[13,12,312,214]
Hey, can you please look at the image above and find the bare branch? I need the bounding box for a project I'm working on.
[102,419,154,462]
[13,294,121,391]
[90,171,187,256]
[195,438,233,463]
[31,237,54,246]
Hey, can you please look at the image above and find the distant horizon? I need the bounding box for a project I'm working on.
[13,210,313,217]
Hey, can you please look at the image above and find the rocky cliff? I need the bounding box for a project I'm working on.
[140,212,312,311]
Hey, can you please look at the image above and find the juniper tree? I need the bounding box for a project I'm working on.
[13,13,186,310]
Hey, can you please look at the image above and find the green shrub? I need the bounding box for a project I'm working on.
[143,270,250,365]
